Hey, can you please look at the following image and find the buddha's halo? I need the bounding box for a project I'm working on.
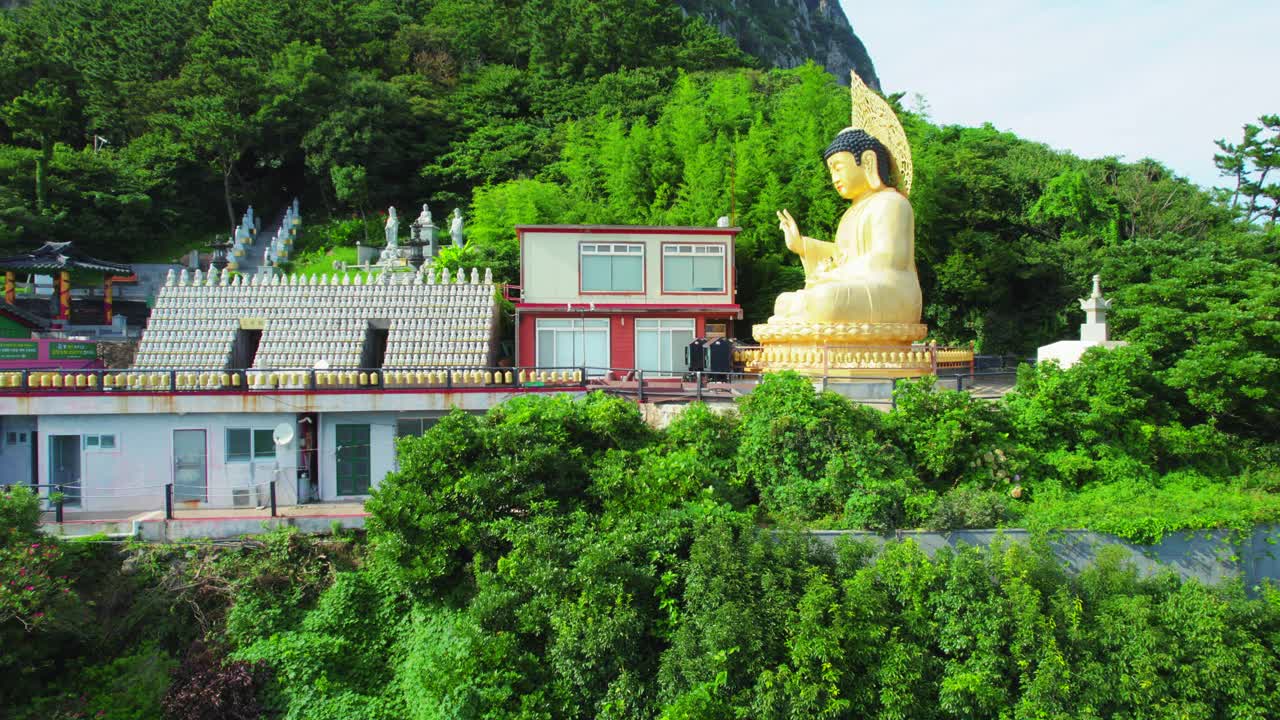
[848,70,913,196]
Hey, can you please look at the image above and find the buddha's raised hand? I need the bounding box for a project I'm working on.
[777,209,801,253]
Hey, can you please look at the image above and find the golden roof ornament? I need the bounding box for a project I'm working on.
[847,70,913,197]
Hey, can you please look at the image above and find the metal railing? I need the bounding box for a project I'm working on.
[584,367,1022,407]
[8,479,286,523]
[164,481,279,520]
[10,483,72,522]
[0,361,1022,402]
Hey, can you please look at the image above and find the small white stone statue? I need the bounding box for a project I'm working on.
[385,207,399,248]
[417,204,432,226]
[450,208,464,247]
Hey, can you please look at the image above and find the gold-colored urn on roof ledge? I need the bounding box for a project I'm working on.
[746,71,931,378]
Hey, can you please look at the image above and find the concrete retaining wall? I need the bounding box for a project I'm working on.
[141,514,367,541]
[45,514,367,542]
[811,526,1280,589]
[43,516,1280,589]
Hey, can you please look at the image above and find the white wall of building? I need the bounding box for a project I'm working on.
[520,229,736,306]
[0,415,37,485]
[13,404,493,512]
[36,413,297,513]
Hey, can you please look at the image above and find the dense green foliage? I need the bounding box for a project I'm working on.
[0,501,358,718]
[7,375,1280,717]
[291,387,1280,717]
[0,0,749,259]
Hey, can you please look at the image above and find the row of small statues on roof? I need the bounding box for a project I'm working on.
[166,266,494,288]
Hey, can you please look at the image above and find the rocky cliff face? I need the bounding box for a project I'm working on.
[678,0,880,89]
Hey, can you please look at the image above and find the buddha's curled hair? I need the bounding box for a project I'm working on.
[823,129,894,188]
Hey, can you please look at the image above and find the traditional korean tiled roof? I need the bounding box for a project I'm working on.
[0,301,50,329]
[0,242,132,275]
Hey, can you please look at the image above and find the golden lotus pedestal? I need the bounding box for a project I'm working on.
[743,320,934,378]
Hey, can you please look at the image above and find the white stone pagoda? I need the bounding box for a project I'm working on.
[1037,274,1128,368]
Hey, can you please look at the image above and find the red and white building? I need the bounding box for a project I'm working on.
[514,225,742,376]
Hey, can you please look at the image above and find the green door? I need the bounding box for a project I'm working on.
[335,424,371,496]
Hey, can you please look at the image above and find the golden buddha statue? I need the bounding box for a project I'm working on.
[749,71,930,376]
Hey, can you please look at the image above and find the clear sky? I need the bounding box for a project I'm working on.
[842,1,1280,189]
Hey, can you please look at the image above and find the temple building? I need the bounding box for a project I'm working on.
[0,264,522,512]
[513,224,742,376]
[1,213,964,522]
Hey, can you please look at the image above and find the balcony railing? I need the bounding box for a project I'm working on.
[0,345,997,402]
[0,366,587,393]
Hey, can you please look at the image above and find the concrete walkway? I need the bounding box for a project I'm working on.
[41,501,369,541]
[237,202,301,278]
[236,216,275,277]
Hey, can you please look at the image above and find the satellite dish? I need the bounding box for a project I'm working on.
[273,423,295,446]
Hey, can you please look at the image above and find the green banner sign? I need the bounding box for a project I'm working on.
[0,342,38,360]
[48,342,97,360]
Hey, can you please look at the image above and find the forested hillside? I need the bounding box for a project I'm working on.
[0,0,752,256]
[3,0,1276,360]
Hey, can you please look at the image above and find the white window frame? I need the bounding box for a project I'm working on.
[226,428,276,463]
[580,243,644,293]
[662,243,726,293]
[83,434,118,452]
[535,318,610,375]
[395,418,436,437]
[634,318,697,376]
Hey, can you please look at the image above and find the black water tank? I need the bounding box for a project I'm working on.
[685,337,708,372]
[707,337,734,374]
